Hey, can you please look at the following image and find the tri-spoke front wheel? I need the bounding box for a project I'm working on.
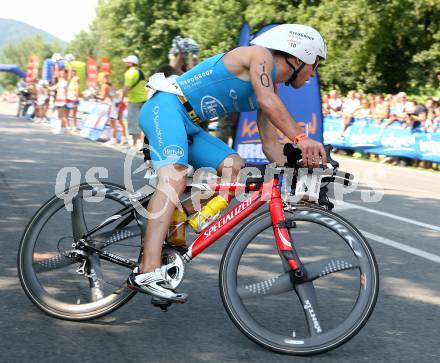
[18,182,148,321]
[219,207,379,355]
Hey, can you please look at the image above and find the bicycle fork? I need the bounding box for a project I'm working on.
[269,179,305,280]
[269,180,324,336]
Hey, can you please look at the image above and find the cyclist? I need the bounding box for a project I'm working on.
[129,24,328,301]
[168,36,200,75]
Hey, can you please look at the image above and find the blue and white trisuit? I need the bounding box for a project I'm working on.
[139,52,276,170]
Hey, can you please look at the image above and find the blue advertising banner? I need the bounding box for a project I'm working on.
[233,23,323,164]
[323,115,440,162]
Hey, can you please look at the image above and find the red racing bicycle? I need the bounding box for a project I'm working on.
[18,144,379,355]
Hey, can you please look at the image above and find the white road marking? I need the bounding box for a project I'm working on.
[339,201,440,232]
[361,230,440,264]
[222,227,440,264]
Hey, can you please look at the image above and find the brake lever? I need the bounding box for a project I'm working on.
[321,176,352,186]
[283,143,339,170]
[324,144,339,169]
[335,170,354,180]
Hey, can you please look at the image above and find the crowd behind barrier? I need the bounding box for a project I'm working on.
[1,36,231,153]
[2,74,440,169]
[2,66,135,148]
[322,90,439,133]
[1,37,206,149]
[324,115,440,162]
[322,90,440,168]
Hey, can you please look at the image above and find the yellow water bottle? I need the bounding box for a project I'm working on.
[189,195,229,232]
[168,208,187,246]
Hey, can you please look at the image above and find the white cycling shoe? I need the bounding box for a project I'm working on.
[127,267,188,303]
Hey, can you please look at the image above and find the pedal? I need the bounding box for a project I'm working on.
[151,297,172,312]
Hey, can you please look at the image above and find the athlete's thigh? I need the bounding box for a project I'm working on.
[139,93,189,170]
[188,128,237,170]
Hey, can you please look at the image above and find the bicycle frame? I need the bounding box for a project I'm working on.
[79,175,303,274]
[184,177,302,272]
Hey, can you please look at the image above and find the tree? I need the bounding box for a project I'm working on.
[0,35,63,90]
[51,0,440,94]
[179,0,249,57]
[65,30,99,61]
[74,0,192,87]
[297,0,440,94]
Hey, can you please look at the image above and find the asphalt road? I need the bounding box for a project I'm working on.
[1,107,439,363]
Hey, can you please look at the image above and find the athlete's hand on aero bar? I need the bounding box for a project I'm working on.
[296,138,328,168]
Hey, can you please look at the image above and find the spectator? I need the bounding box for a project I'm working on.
[155,64,177,78]
[66,70,81,132]
[383,91,409,128]
[167,36,200,75]
[120,55,148,149]
[99,73,128,146]
[35,80,50,122]
[153,37,200,96]
[328,89,343,115]
[431,105,440,132]
[52,69,69,134]
[404,100,427,129]
[425,97,435,112]
[321,93,330,115]
[168,52,185,76]
[372,94,390,124]
[367,93,376,110]
[27,80,38,103]
[49,76,58,110]
[340,90,360,137]
[424,97,435,130]
[354,99,372,118]
[425,98,439,132]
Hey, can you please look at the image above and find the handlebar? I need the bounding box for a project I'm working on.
[243,143,353,192]
[283,143,339,169]
[283,143,353,181]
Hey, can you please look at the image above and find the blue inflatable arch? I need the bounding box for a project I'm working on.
[0,64,26,78]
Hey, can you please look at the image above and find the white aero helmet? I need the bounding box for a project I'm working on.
[250,24,327,64]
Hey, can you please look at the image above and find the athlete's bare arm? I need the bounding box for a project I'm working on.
[257,110,286,164]
[224,46,327,167]
[249,47,305,142]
